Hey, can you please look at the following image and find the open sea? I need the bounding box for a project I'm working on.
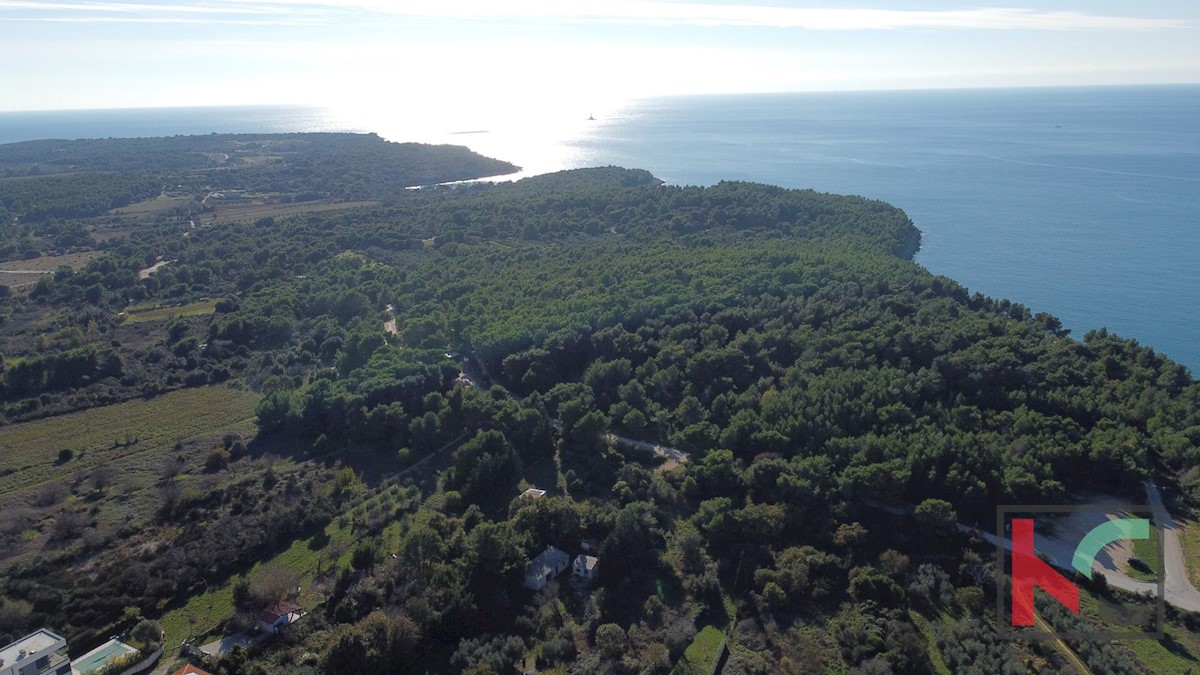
[2,86,1198,373]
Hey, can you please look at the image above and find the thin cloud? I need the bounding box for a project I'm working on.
[214,0,1191,31]
[0,0,276,13]
[0,0,1189,31]
[0,15,323,25]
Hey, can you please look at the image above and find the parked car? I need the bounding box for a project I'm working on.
[1128,557,1153,574]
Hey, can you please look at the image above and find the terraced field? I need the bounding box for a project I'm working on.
[0,386,261,500]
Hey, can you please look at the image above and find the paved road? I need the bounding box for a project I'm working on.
[1145,481,1200,613]
[198,631,266,658]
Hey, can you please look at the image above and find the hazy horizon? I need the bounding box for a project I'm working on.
[3,80,1200,116]
[2,1,1198,119]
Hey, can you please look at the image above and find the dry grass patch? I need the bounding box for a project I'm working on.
[123,299,218,323]
[109,194,193,217]
[0,386,261,498]
[0,251,105,283]
[1181,519,1200,591]
[199,199,378,224]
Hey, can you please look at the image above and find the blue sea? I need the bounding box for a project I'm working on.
[2,87,1198,373]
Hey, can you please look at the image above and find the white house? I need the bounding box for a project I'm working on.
[0,629,72,675]
[256,602,305,635]
[572,554,599,581]
[524,546,570,591]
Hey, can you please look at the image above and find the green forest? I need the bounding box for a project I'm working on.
[1,134,1199,674]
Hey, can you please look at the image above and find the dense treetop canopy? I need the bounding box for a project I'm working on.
[1,134,1197,674]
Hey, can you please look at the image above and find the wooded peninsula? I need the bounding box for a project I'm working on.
[1,133,1198,674]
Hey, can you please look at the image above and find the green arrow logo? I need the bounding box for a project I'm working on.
[1072,518,1150,578]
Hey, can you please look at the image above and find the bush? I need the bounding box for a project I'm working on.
[954,587,984,614]
[762,581,787,609]
[205,447,230,471]
[51,510,90,541]
[664,618,697,659]
[595,623,627,659]
[130,619,162,649]
[92,653,142,675]
[32,482,68,507]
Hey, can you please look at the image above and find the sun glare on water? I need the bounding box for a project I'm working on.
[332,91,632,182]
[318,42,643,182]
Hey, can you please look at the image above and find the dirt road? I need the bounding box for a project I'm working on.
[602,433,688,466]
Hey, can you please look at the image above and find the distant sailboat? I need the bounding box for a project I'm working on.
[587,113,596,121]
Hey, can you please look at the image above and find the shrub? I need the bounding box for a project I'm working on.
[130,619,162,649]
[206,446,230,471]
[32,482,68,507]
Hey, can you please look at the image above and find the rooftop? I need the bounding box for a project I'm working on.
[0,629,67,670]
[257,601,303,624]
[531,546,569,565]
[171,666,214,675]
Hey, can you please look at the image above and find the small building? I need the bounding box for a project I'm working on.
[524,546,570,591]
[0,629,71,675]
[171,667,213,675]
[520,488,547,500]
[256,602,305,635]
[572,554,599,581]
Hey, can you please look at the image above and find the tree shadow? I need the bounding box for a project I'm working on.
[1162,633,1199,661]
[306,529,330,552]
[696,600,730,633]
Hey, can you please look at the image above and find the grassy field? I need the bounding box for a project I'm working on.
[1181,519,1200,590]
[672,625,725,675]
[156,480,418,647]
[157,522,354,647]
[0,251,105,287]
[0,272,43,288]
[907,610,952,675]
[1125,624,1200,674]
[109,194,192,217]
[0,386,261,499]
[1127,518,1162,581]
[0,251,104,272]
[1073,579,1200,673]
[157,434,464,648]
[199,200,379,225]
[123,299,218,323]
[90,225,150,242]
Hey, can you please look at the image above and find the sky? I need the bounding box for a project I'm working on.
[1,0,1198,124]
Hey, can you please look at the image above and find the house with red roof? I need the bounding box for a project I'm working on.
[255,602,305,635]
